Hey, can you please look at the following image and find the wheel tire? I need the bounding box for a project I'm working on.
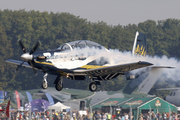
[55,82,63,91]
[42,81,48,89]
[89,82,97,92]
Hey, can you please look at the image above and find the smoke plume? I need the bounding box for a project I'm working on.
[48,47,179,82]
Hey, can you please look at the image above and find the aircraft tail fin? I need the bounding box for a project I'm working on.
[123,31,161,94]
[132,31,147,56]
[125,31,148,80]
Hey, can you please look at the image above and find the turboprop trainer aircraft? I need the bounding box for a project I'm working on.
[6,32,158,92]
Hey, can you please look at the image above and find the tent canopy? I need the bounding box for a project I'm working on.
[25,99,50,112]
[48,102,70,112]
[2,99,17,109]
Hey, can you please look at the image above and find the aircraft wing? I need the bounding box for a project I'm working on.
[157,88,180,90]
[5,59,32,68]
[73,61,153,77]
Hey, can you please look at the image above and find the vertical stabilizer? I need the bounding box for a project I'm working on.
[132,31,147,56]
[123,32,160,94]
[125,31,148,80]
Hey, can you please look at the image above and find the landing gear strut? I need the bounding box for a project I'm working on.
[42,73,48,89]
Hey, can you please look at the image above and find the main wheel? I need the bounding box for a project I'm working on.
[55,82,63,91]
[42,81,48,89]
[89,82,97,92]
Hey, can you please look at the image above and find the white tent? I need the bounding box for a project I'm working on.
[48,102,70,112]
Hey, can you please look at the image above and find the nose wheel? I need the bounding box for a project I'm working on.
[42,73,48,89]
[89,82,97,92]
[42,81,48,89]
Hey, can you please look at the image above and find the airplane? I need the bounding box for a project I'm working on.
[157,88,180,107]
[0,100,10,118]
[5,31,170,92]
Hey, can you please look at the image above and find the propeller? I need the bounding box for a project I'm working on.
[29,61,37,75]
[18,39,27,53]
[29,40,40,55]
[15,39,40,75]
[15,61,25,72]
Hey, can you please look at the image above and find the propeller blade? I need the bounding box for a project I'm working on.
[29,61,37,76]
[18,39,27,53]
[29,41,40,55]
[15,61,25,72]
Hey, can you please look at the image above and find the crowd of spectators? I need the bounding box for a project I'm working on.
[0,109,92,120]
[138,111,179,120]
[0,109,180,120]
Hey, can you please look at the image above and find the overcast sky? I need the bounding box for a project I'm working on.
[0,0,179,26]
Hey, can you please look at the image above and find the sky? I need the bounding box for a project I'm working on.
[0,0,180,26]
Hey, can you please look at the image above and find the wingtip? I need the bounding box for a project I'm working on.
[167,67,175,69]
[138,61,153,66]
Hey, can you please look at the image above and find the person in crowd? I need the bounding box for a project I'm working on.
[121,114,125,120]
[102,113,106,120]
[158,113,163,120]
[144,113,149,120]
[107,112,111,120]
[124,113,128,120]
[174,113,178,120]
[96,111,101,120]
[86,111,91,120]
[163,112,167,120]
[166,112,169,120]
[139,113,143,120]
[53,111,58,120]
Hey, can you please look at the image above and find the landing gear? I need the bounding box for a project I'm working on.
[54,76,63,91]
[42,81,48,89]
[89,82,97,92]
[55,81,63,91]
[42,73,48,89]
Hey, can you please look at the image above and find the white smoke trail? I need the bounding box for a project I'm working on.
[48,47,179,81]
[107,49,180,81]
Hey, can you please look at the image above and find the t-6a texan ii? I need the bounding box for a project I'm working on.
[6,31,172,92]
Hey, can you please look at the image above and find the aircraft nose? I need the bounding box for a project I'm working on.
[21,53,33,61]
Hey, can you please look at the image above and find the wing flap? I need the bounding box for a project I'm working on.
[5,59,32,68]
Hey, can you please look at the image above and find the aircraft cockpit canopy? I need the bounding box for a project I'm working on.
[57,40,107,51]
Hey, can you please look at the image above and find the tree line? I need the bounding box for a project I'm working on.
[0,9,180,97]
